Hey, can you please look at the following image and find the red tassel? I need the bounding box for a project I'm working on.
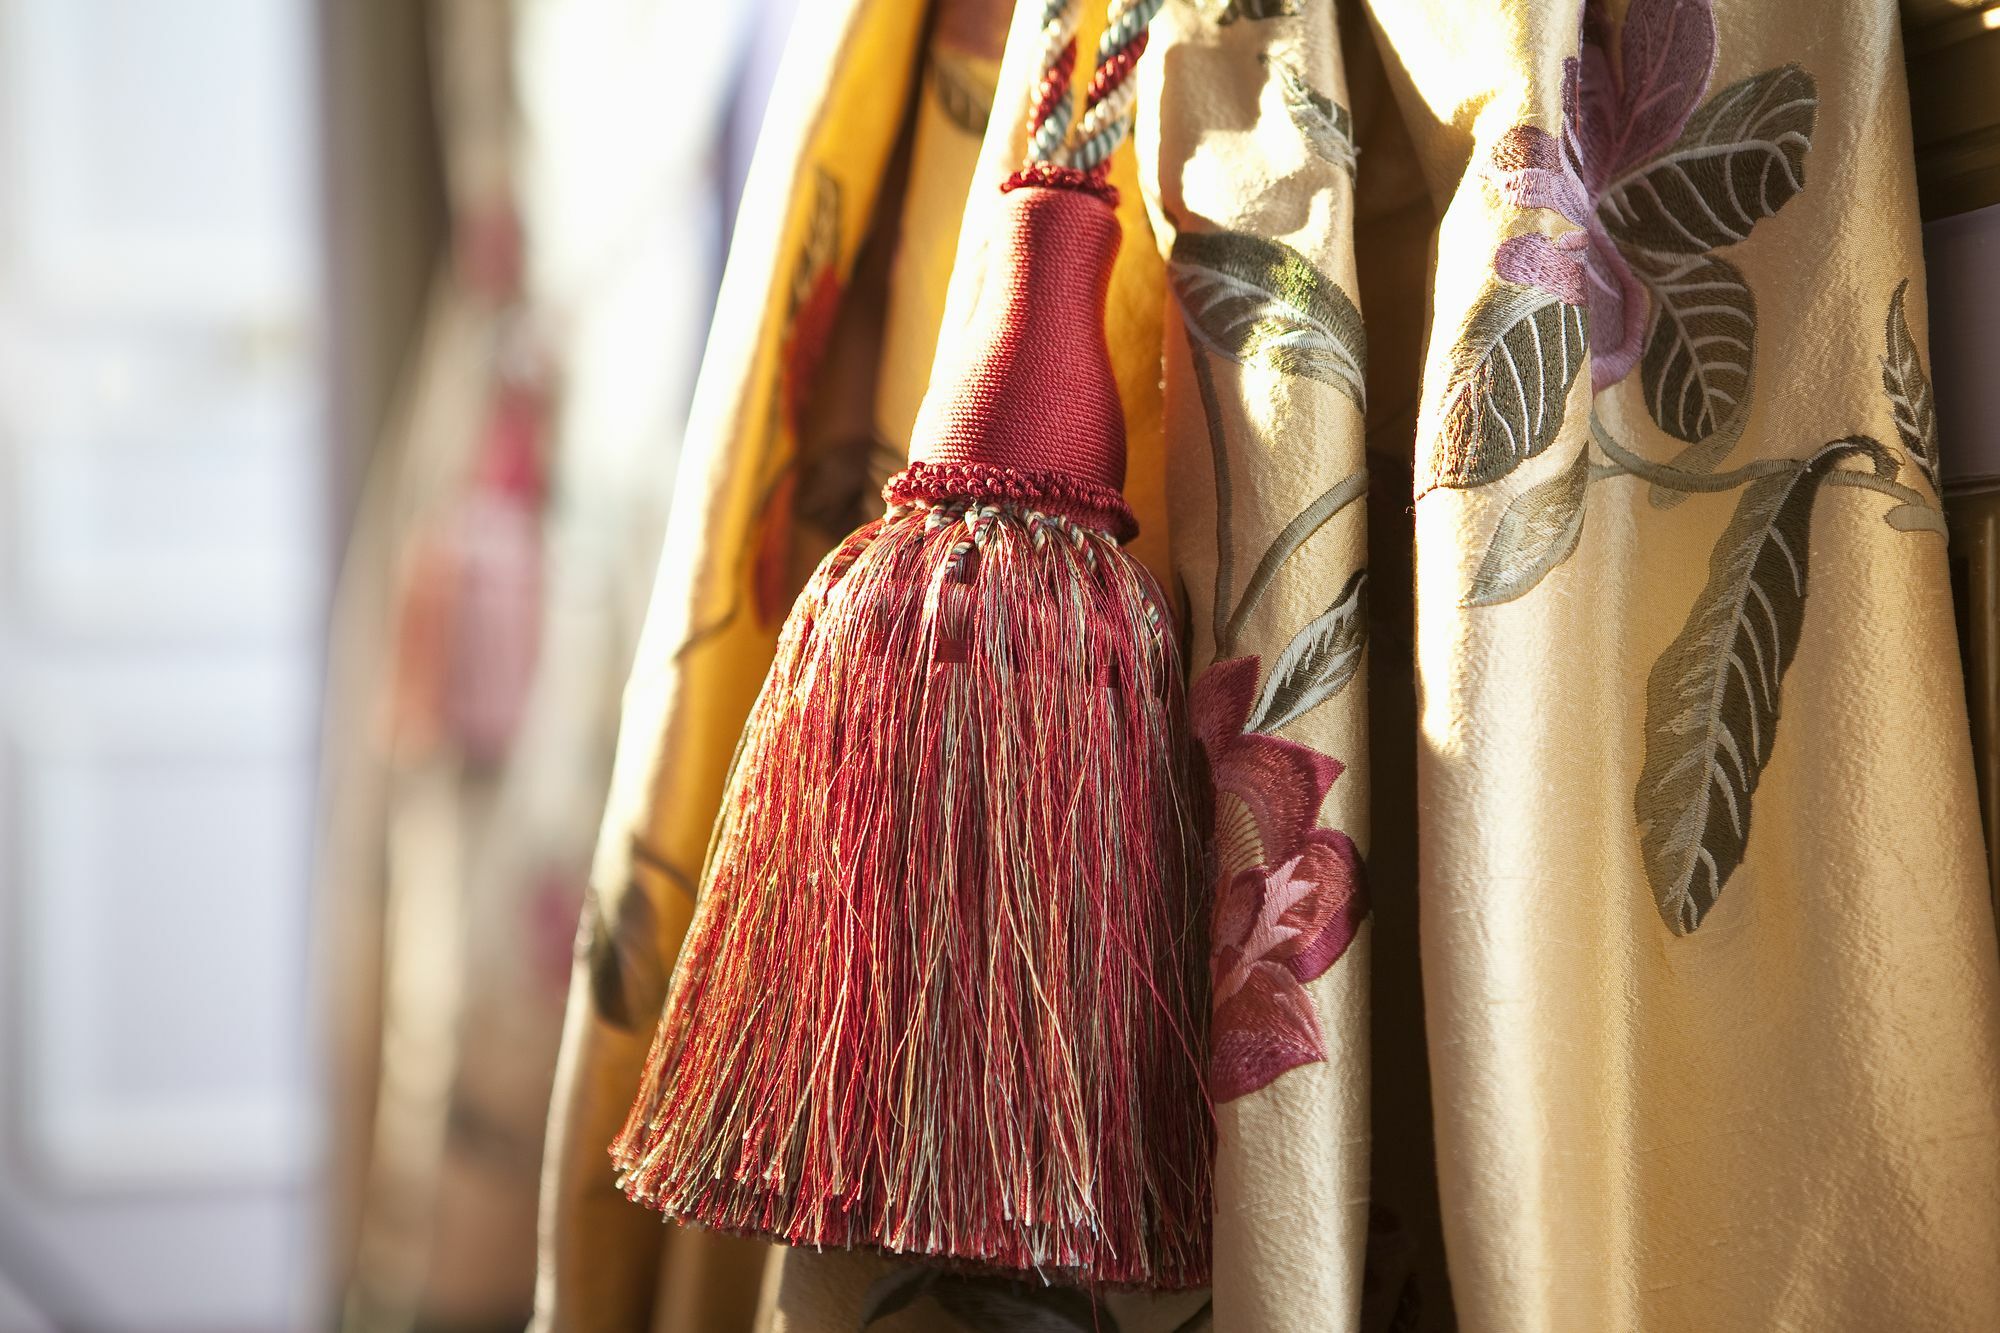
[612,178,1212,1288]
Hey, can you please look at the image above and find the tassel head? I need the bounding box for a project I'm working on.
[894,169,1134,538]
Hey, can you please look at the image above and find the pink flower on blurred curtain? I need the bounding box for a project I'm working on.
[1487,0,1718,390]
[1193,656,1366,1102]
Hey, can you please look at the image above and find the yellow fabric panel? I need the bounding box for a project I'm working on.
[532,0,927,1326]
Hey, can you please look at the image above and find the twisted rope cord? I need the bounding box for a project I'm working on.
[1024,0,1162,177]
[1067,0,1161,173]
[1028,0,1080,164]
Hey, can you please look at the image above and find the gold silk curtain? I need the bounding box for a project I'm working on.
[536,1,2000,1330]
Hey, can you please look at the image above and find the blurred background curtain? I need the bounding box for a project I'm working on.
[318,1,751,1329]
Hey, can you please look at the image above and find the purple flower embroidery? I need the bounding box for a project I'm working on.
[1489,0,1718,391]
[1192,656,1367,1102]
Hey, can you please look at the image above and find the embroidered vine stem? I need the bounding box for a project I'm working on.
[1193,343,1235,652]
[1818,469,1933,509]
[1197,342,1368,657]
[1588,413,1945,529]
[1588,414,1802,492]
[1221,471,1368,653]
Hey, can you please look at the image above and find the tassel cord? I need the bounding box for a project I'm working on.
[1025,0,1164,180]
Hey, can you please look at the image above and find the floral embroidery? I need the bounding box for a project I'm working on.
[1431,0,1819,496]
[1196,658,1365,1101]
[1423,1,1950,935]
[1169,217,1371,1100]
[1487,0,1717,392]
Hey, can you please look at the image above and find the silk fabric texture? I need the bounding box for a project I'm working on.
[534,1,2000,1330]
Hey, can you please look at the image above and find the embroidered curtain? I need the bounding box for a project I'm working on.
[535,1,2000,1329]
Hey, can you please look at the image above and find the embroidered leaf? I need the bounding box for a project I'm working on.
[1465,445,1591,607]
[1648,357,1756,513]
[1882,278,1940,492]
[1195,0,1301,22]
[929,52,993,137]
[859,1266,938,1328]
[1247,569,1367,734]
[586,880,665,1031]
[927,1276,1117,1333]
[1599,64,1817,257]
[1429,280,1589,490]
[1170,230,1366,408]
[1635,438,1888,934]
[1265,55,1356,176]
[1886,502,1947,534]
[1637,251,1756,444]
[1194,657,1346,876]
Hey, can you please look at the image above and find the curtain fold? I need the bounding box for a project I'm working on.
[1376,1,2000,1326]
[537,1,2000,1329]
[1144,3,1375,1327]
[531,0,933,1327]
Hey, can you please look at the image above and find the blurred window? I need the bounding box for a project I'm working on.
[0,0,324,1326]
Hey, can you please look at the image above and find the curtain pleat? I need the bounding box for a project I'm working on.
[537,3,2000,1330]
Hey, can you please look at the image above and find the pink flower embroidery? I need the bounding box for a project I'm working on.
[1192,656,1366,1102]
[1488,0,1717,390]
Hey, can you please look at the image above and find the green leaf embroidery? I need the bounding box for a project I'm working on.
[1881,278,1940,493]
[1637,251,1756,445]
[1464,444,1590,607]
[1635,437,1889,934]
[1647,355,1757,515]
[1246,568,1368,733]
[1428,280,1589,490]
[928,52,994,137]
[1170,230,1366,408]
[1264,55,1356,176]
[1600,64,1818,258]
[1885,502,1947,534]
[1194,0,1300,22]
[858,1266,938,1328]
[585,877,666,1031]
[934,1276,1117,1333]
